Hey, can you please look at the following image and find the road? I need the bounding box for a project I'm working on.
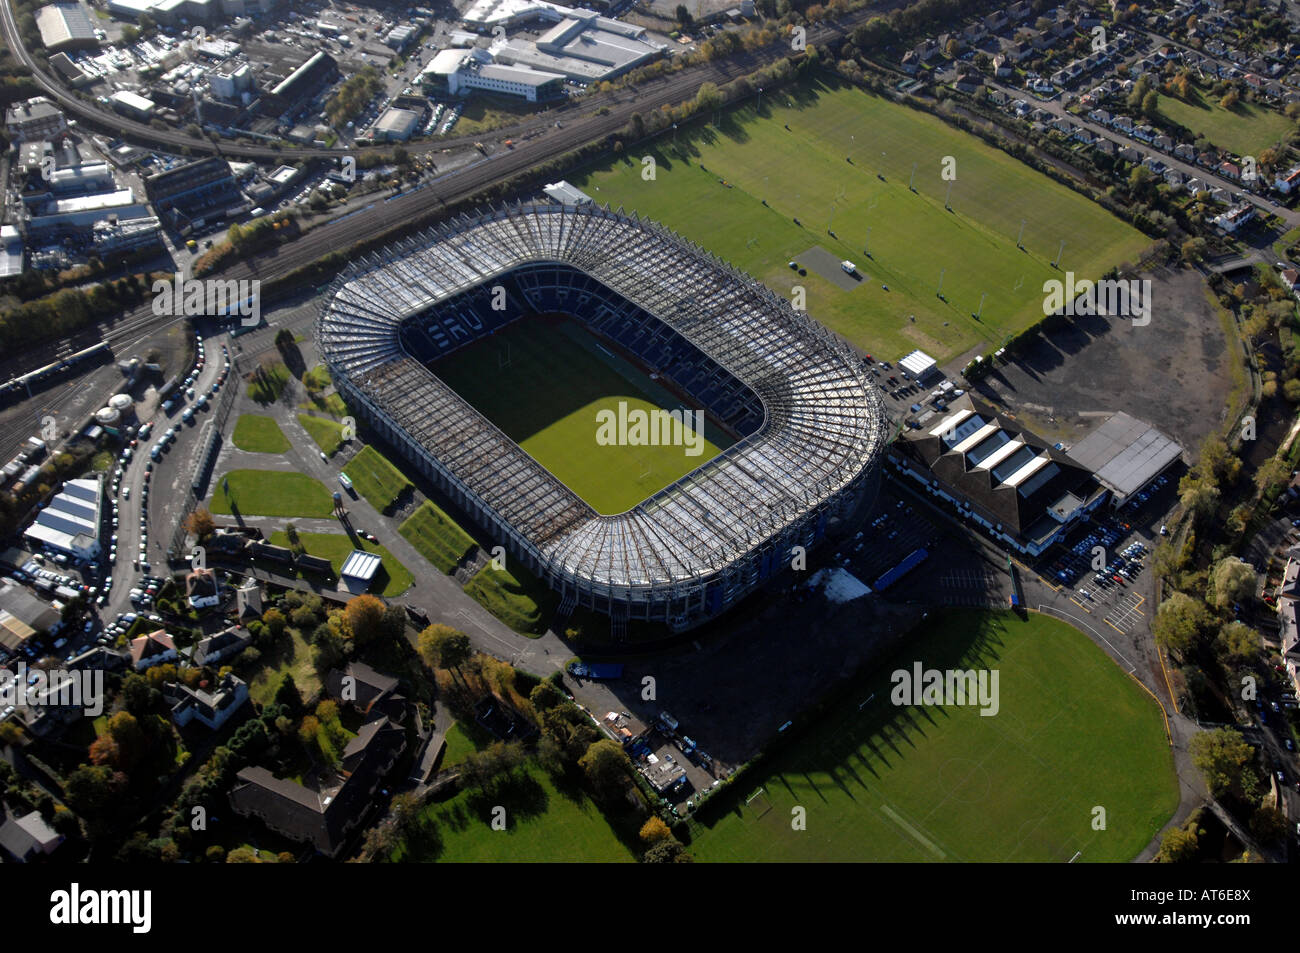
[984,73,1300,229]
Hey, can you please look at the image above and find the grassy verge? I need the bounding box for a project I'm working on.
[210,469,336,518]
[398,500,477,574]
[344,444,412,513]
[232,414,291,454]
[298,414,346,456]
[463,562,554,636]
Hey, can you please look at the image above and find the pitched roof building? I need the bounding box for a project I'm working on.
[227,715,407,857]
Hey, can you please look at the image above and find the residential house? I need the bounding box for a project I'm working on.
[988,87,1009,105]
[326,660,403,719]
[1153,134,1174,151]
[1213,202,1255,232]
[1274,166,1300,194]
[235,578,263,621]
[192,625,253,667]
[165,673,249,730]
[227,715,408,858]
[992,52,1013,76]
[1174,142,1196,161]
[1092,136,1115,156]
[130,629,177,671]
[1218,160,1241,181]
[0,810,64,861]
[900,50,920,75]
[186,568,221,609]
[914,39,940,62]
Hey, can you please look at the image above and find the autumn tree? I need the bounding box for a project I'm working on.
[184,507,215,540]
[342,594,387,645]
[417,624,472,683]
[639,816,672,843]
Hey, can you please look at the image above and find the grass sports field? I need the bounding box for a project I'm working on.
[1157,84,1294,157]
[685,610,1176,863]
[210,469,335,518]
[231,414,290,454]
[431,314,730,514]
[573,78,1150,364]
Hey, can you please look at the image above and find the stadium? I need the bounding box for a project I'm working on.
[316,202,890,632]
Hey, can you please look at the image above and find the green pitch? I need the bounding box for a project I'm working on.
[573,77,1151,364]
[685,610,1177,863]
[430,314,731,514]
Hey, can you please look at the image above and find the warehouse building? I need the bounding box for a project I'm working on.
[23,477,102,562]
[420,49,565,102]
[109,90,156,121]
[1064,412,1183,507]
[27,189,151,236]
[34,3,98,53]
[264,51,337,114]
[144,156,240,221]
[374,106,421,141]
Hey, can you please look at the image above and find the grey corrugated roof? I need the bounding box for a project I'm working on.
[1066,412,1182,497]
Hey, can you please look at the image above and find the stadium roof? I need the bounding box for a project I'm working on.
[317,203,888,620]
[1065,412,1182,500]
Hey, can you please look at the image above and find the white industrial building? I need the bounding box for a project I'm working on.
[421,49,565,102]
[27,189,151,235]
[24,478,102,562]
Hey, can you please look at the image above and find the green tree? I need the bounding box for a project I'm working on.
[1208,557,1256,607]
[1155,820,1200,862]
[1153,591,1211,656]
[1189,727,1254,799]
[579,739,630,796]
[1216,621,1258,662]
[1250,804,1287,843]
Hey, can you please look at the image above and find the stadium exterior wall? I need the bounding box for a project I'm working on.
[319,202,889,632]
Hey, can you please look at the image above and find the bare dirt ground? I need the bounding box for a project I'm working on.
[970,265,1235,453]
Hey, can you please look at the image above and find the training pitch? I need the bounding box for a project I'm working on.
[573,78,1151,365]
[684,609,1177,862]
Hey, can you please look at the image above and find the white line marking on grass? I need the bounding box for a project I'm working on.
[880,804,947,859]
[1036,604,1136,673]
[1068,850,1081,863]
